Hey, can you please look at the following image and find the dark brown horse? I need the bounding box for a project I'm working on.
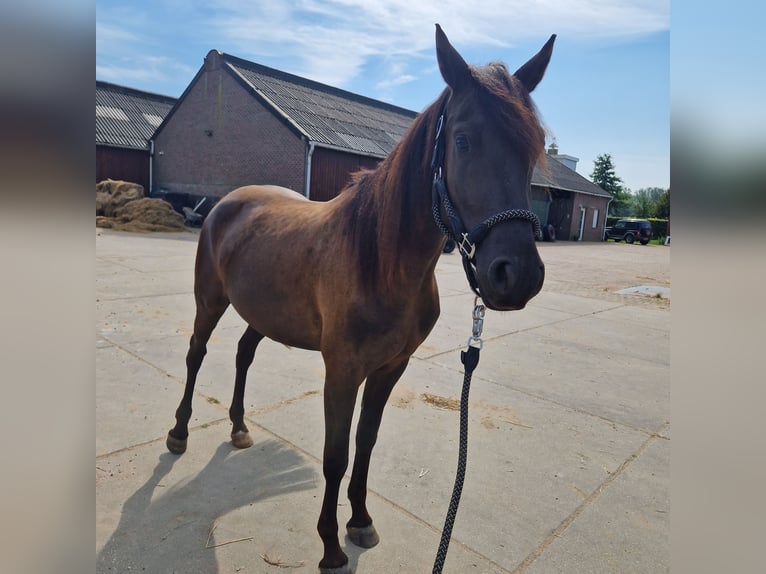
[167,25,555,573]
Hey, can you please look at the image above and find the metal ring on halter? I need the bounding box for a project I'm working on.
[458,233,476,259]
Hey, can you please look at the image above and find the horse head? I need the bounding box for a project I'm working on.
[433,25,555,311]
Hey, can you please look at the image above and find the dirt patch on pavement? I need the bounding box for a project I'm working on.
[421,393,460,411]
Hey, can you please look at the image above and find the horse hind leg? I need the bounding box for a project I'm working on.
[229,325,264,449]
[166,296,229,454]
[346,359,410,549]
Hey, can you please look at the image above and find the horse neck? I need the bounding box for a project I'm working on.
[344,95,446,294]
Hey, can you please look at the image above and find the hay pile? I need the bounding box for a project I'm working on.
[96,179,144,216]
[96,179,186,232]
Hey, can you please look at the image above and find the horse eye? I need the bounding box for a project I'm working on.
[455,133,470,152]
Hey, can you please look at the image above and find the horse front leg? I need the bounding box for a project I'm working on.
[317,365,363,574]
[229,325,264,449]
[346,359,409,549]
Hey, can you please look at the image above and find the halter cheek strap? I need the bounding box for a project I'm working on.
[430,103,542,297]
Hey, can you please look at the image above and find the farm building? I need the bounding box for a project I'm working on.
[101,49,611,240]
[532,144,613,242]
[96,81,177,191]
[151,50,417,203]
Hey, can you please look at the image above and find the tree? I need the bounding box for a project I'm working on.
[632,189,653,218]
[591,153,631,215]
[632,187,665,218]
[653,188,670,219]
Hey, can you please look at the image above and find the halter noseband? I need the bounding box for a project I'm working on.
[430,99,542,297]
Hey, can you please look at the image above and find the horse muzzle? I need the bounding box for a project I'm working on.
[476,250,545,311]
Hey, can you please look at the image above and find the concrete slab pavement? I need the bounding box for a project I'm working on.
[96,229,669,573]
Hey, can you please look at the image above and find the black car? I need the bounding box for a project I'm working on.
[604,219,653,245]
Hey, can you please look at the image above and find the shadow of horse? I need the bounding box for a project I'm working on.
[97,439,317,573]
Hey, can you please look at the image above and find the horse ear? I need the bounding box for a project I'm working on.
[435,24,472,91]
[513,34,556,93]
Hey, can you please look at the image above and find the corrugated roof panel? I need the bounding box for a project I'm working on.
[142,113,163,127]
[225,58,417,156]
[337,134,387,156]
[96,105,129,121]
[96,81,176,150]
[532,158,611,198]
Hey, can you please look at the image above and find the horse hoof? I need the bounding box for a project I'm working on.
[231,430,253,449]
[347,524,379,548]
[166,433,187,455]
[318,552,350,574]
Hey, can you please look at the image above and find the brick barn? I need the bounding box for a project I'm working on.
[531,144,613,242]
[96,81,176,191]
[151,50,417,203]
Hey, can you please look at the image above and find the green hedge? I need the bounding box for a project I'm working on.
[606,216,669,238]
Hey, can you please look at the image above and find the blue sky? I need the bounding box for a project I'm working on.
[96,0,669,191]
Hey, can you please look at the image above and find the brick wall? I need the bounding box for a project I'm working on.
[543,189,610,241]
[568,196,611,241]
[153,55,306,198]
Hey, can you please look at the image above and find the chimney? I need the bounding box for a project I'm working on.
[547,142,579,172]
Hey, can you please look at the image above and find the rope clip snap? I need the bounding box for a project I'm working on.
[467,297,485,350]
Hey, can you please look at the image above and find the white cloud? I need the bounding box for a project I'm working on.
[97,0,668,94]
[96,55,196,89]
[205,0,668,86]
[376,74,417,90]
[96,22,138,47]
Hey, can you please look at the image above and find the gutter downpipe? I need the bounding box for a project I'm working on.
[304,140,316,199]
[148,139,154,195]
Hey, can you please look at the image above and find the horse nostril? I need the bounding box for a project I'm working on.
[489,258,514,293]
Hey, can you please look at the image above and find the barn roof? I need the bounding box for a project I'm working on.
[533,156,612,199]
[217,52,419,158]
[96,81,176,150]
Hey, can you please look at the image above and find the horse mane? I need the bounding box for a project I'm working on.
[340,61,546,293]
[340,91,446,293]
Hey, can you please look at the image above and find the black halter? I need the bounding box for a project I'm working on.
[430,99,542,297]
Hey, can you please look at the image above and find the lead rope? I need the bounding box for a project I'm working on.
[432,298,485,574]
